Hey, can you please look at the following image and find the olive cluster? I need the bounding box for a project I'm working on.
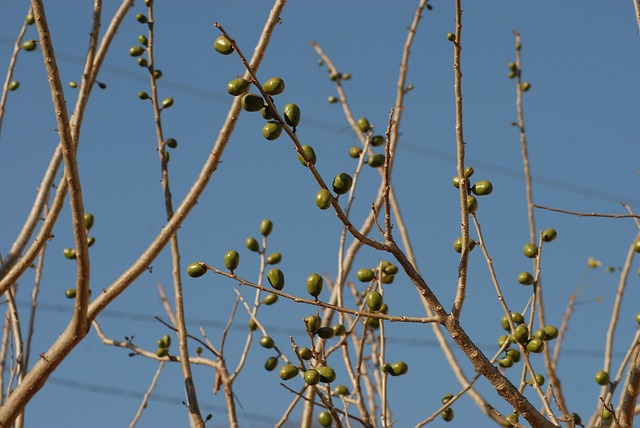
[451,166,493,215]
[155,334,171,358]
[345,118,387,169]
[497,311,559,365]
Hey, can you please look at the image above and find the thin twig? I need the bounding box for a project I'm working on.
[129,362,165,428]
[533,204,640,219]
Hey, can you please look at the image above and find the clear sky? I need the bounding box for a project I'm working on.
[1,1,639,427]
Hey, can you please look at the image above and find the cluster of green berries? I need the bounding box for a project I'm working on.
[451,166,493,215]
[155,334,171,358]
[62,213,96,263]
[497,312,559,363]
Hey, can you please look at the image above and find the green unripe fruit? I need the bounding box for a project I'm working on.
[129,46,145,57]
[366,317,380,329]
[357,268,374,282]
[264,357,278,371]
[441,408,454,422]
[304,369,320,385]
[571,413,582,426]
[25,13,35,25]
[498,356,514,368]
[357,117,371,133]
[366,291,383,311]
[464,166,474,178]
[636,312,640,325]
[381,363,392,374]
[260,219,273,236]
[332,324,346,336]
[521,82,531,92]
[279,364,298,380]
[306,273,323,297]
[601,409,612,421]
[304,315,321,334]
[467,195,478,213]
[318,411,332,427]
[523,243,538,258]
[8,81,19,91]
[342,73,352,80]
[504,414,519,427]
[315,189,332,210]
[245,237,259,252]
[264,293,278,305]
[497,335,511,348]
[442,393,454,404]
[196,347,203,355]
[161,334,171,348]
[508,62,518,71]
[263,77,285,95]
[138,34,148,46]
[298,347,312,360]
[511,312,524,324]
[348,146,363,158]
[267,268,285,290]
[284,103,301,127]
[528,373,545,386]
[542,228,557,242]
[65,288,76,298]
[138,91,150,100]
[384,264,399,275]
[262,121,282,140]
[241,93,264,112]
[137,58,148,67]
[534,329,548,341]
[297,145,316,166]
[165,138,178,149]
[328,96,338,103]
[446,32,455,41]
[317,366,336,383]
[543,325,559,340]
[248,319,258,331]
[514,325,529,344]
[518,271,534,285]
[213,35,233,55]
[471,180,493,196]
[260,106,273,120]
[526,338,545,353]
[332,173,353,195]
[389,361,408,376]
[156,348,168,357]
[453,237,476,253]
[84,213,94,229]
[135,13,148,23]
[22,40,37,51]
[259,336,274,349]
[224,250,240,271]
[227,78,250,96]
[378,303,389,315]
[371,135,385,147]
[595,370,610,385]
[63,248,76,260]
[333,384,349,396]
[266,253,281,265]
[634,241,640,253]
[367,154,385,168]
[87,236,95,247]
[162,97,174,110]
[69,81,79,88]
[506,349,521,363]
[317,327,334,340]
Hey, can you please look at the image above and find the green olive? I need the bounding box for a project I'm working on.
[357,268,374,282]
[381,363,392,374]
[378,303,389,315]
[262,121,282,140]
[446,32,456,41]
[526,338,544,353]
[213,35,234,55]
[304,315,320,334]
[518,271,534,285]
[129,46,145,57]
[471,180,493,196]
[511,312,524,324]
[528,374,545,386]
[366,291,383,311]
[601,409,612,421]
[357,117,371,133]
[297,145,316,166]
[279,364,298,380]
[332,173,353,195]
[65,288,76,298]
[498,356,513,368]
[634,241,640,253]
[84,213,94,229]
[259,336,274,349]
[371,135,385,147]
[570,413,582,426]
[328,96,338,103]
[497,335,511,348]
[506,349,521,363]
[453,237,476,253]
[165,138,178,149]
[594,370,610,385]
[284,103,301,127]
[63,248,76,260]
[8,81,19,91]
[366,317,380,329]
[226,78,250,96]
[87,237,95,247]
[264,293,278,305]
[245,237,260,252]
[464,166,474,177]
[521,82,531,92]
[304,369,320,385]
[224,250,240,272]
[263,77,285,95]
[260,106,274,120]
[332,324,346,336]
[333,384,349,396]
[264,356,278,371]
[156,348,168,357]
[135,13,148,23]
[69,81,79,88]
[22,40,37,51]
[138,91,150,100]
[248,319,258,331]
[317,327,334,339]
[367,154,385,168]
[138,34,148,46]
[298,347,312,360]
[241,93,264,112]
[315,189,332,210]
[636,312,640,325]
[306,273,323,297]
[389,361,408,376]
[380,273,394,285]
[317,411,332,427]
[25,13,35,25]
[534,329,548,341]
[467,195,478,213]
[348,146,363,158]
[542,325,558,340]
[504,414,519,426]
[542,228,557,242]
[267,268,285,290]
[162,334,171,348]
[260,219,273,236]
[317,366,336,383]
[441,393,454,404]
[137,58,148,67]
[523,243,538,258]
[514,325,529,344]
[441,408,454,422]
[266,253,282,265]
[383,263,399,275]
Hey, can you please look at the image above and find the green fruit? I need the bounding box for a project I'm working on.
[571,413,582,426]
[317,366,336,383]
[514,325,529,344]
[69,81,78,88]
[348,146,363,158]
[328,96,338,103]
[442,393,454,404]
[63,248,76,260]
[595,370,610,385]
[245,237,259,252]
[523,243,538,258]
[306,273,323,297]
[137,58,148,67]
[357,117,371,133]
[367,154,385,168]
[332,173,353,195]
[521,82,531,92]
[634,241,640,253]
[333,384,349,396]
[161,334,171,348]
[196,347,203,355]
[264,293,278,305]
[378,303,389,315]
[453,237,476,253]
[213,35,233,55]
[534,329,548,341]
[518,272,534,285]
[381,363,392,374]
[284,103,301,127]
[267,268,285,290]
[636,312,640,325]
[543,325,559,340]
[248,319,258,331]
[262,121,282,140]
[259,336,274,349]
[84,213,94,229]
[371,135,385,147]
[441,408,454,422]
[601,409,612,421]
[298,347,312,360]
[304,369,320,385]
[318,411,332,427]
[464,166,474,178]
[138,91,150,100]
[138,34,148,46]
[511,312,524,324]
[263,77,285,95]
[389,361,408,376]
[497,335,511,348]
[526,338,544,353]
[542,228,557,242]
[332,324,346,336]
[264,357,278,371]
[241,94,264,112]
[156,348,168,357]
[22,40,37,51]
[8,81,19,91]
[224,250,240,271]
[65,288,76,298]
[472,180,493,196]
[260,106,273,120]
[383,263,399,275]
[129,46,145,57]
[447,32,456,41]
[342,73,352,80]
[260,219,273,236]
[87,237,95,247]
[226,78,249,96]
[266,253,282,265]
[297,145,316,166]
[315,189,332,210]
[498,356,513,368]
[506,349,521,363]
[279,364,298,380]
[317,327,334,339]
[528,373,545,386]
[135,13,148,23]
[366,291,383,311]
[304,315,320,334]
[467,195,478,213]
[25,13,35,25]
[366,317,380,329]
[165,138,178,149]
[357,268,374,282]
[504,413,519,426]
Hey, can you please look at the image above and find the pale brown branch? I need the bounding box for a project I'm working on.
[534,204,640,220]
[129,362,164,428]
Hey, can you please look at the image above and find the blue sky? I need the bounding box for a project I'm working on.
[1,1,639,427]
